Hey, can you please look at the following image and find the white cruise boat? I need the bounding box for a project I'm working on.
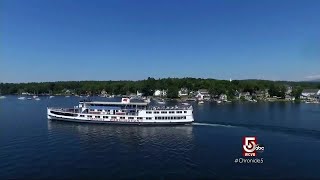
[47,98,194,125]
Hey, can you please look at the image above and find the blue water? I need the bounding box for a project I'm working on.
[1,96,320,179]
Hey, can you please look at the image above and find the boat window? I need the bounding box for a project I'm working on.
[112,116,117,119]
[98,109,102,112]
[129,117,134,119]
[88,115,92,118]
[146,117,152,120]
[146,111,152,114]
[80,115,85,117]
[170,117,173,119]
[161,111,167,114]
[165,117,168,120]
[103,116,108,119]
[95,116,100,118]
[169,111,174,114]
[138,117,142,120]
[184,116,186,119]
[184,111,187,113]
[174,117,177,119]
[120,117,125,119]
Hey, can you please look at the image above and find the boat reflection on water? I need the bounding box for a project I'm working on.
[47,121,194,148]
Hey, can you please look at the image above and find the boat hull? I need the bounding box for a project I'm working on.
[48,115,193,125]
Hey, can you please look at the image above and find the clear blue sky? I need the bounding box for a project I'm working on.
[1,0,320,83]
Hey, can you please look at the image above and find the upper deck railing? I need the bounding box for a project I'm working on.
[147,105,193,110]
[48,107,79,113]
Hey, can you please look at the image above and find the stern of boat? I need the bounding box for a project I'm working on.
[47,107,52,119]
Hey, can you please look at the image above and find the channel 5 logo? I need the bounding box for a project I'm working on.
[242,136,264,157]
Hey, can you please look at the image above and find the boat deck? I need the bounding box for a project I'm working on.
[147,106,192,110]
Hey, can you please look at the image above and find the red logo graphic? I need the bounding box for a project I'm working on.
[243,137,257,157]
[242,136,265,157]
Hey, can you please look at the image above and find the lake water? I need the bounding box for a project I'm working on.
[1,96,320,179]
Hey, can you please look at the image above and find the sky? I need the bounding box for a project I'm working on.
[1,0,320,83]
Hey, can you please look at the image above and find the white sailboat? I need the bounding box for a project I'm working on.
[18,90,27,100]
[49,91,54,98]
[32,91,38,99]
[18,97,26,100]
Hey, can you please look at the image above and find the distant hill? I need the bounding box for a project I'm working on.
[304,79,320,83]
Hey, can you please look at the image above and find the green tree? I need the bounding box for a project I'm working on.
[292,86,303,99]
[227,89,235,100]
[167,86,179,99]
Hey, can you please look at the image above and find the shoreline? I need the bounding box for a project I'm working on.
[4,94,319,104]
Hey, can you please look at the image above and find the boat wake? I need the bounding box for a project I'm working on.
[192,122,235,128]
[193,122,320,139]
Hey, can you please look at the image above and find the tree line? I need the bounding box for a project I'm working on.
[1,78,319,99]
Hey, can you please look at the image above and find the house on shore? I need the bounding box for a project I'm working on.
[219,94,228,101]
[178,88,189,97]
[136,91,143,97]
[238,92,252,101]
[196,89,211,100]
[101,89,108,96]
[285,95,295,101]
[253,89,270,100]
[285,86,293,95]
[154,89,167,97]
[300,89,320,101]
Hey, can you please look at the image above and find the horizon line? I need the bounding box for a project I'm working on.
[1,77,319,84]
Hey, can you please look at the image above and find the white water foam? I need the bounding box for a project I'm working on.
[192,122,235,128]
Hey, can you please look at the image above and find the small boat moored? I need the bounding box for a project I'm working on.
[0,90,5,99]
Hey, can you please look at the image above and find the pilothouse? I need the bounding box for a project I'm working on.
[47,98,194,125]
